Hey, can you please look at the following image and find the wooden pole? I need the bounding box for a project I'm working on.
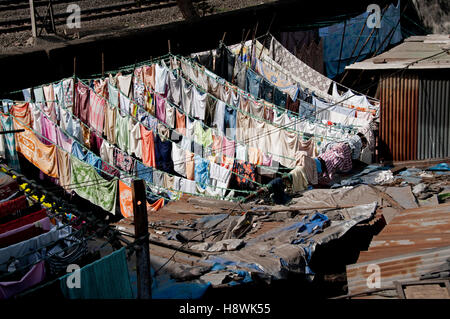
[336,20,347,76]
[132,179,152,299]
[48,0,56,34]
[29,0,37,38]
[101,51,105,78]
[168,39,171,54]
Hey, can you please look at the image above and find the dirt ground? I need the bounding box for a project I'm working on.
[0,0,275,50]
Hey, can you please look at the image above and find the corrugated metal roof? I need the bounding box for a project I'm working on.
[346,34,450,70]
[346,202,450,296]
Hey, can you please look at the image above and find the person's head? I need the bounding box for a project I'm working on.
[357,132,368,149]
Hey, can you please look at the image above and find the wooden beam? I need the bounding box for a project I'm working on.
[29,0,37,38]
[132,179,152,299]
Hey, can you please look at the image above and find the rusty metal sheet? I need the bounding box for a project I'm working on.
[379,72,419,161]
[346,245,450,296]
[357,202,450,263]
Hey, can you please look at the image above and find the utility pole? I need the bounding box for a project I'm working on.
[132,179,152,299]
[29,0,37,38]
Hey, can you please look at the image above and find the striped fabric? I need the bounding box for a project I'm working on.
[89,90,106,134]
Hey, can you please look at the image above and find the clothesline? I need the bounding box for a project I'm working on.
[75,78,267,193]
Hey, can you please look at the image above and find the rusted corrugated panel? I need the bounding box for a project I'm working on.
[346,245,450,296]
[379,73,419,161]
[417,76,450,160]
[346,202,450,296]
[357,202,450,263]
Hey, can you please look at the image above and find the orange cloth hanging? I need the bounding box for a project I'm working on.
[147,197,165,212]
[140,124,156,167]
[119,180,133,218]
[13,118,59,178]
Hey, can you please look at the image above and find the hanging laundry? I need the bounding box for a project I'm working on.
[185,150,195,181]
[135,161,153,186]
[289,165,309,193]
[56,147,71,192]
[155,62,169,95]
[222,136,235,158]
[318,142,352,183]
[224,105,237,140]
[118,180,133,218]
[181,78,193,116]
[133,67,146,107]
[172,142,186,177]
[233,58,247,90]
[163,173,174,190]
[155,94,166,124]
[14,119,58,177]
[167,70,182,106]
[114,148,134,174]
[194,155,210,190]
[154,133,173,173]
[165,102,175,128]
[245,69,262,97]
[0,261,46,299]
[235,143,247,161]
[119,92,132,117]
[56,127,73,153]
[115,109,131,154]
[29,103,42,137]
[22,88,31,102]
[175,109,186,136]
[143,64,156,90]
[268,36,332,93]
[232,160,256,191]
[192,87,207,120]
[70,156,118,214]
[81,123,91,149]
[89,90,106,134]
[74,81,90,124]
[140,124,156,167]
[59,247,133,299]
[248,147,263,165]
[209,161,232,192]
[62,78,74,109]
[294,153,318,185]
[42,84,57,122]
[40,115,57,145]
[11,103,32,128]
[0,195,28,219]
[0,217,51,249]
[117,73,133,98]
[212,100,226,134]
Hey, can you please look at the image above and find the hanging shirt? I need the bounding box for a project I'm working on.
[194,155,210,190]
[180,177,196,194]
[133,68,146,107]
[172,142,186,177]
[108,81,119,108]
[115,109,131,154]
[135,161,153,186]
[62,78,74,109]
[232,160,256,190]
[185,150,195,181]
[167,70,182,106]
[119,93,131,117]
[56,127,73,153]
[29,103,42,137]
[103,102,116,144]
[222,136,235,158]
[181,79,193,116]
[154,133,173,173]
[40,115,57,145]
[212,100,226,134]
[74,81,90,124]
[100,140,115,164]
[165,102,175,128]
[211,134,222,156]
[114,148,134,174]
[129,122,142,160]
[191,87,207,120]
[117,74,132,98]
[175,109,186,136]
[224,105,237,140]
[155,94,166,124]
[235,143,247,161]
[140,124,156,167]
[143,64,156,90]
[155,62,168,94]
[42,84,57,122]
[89,90,106,134]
